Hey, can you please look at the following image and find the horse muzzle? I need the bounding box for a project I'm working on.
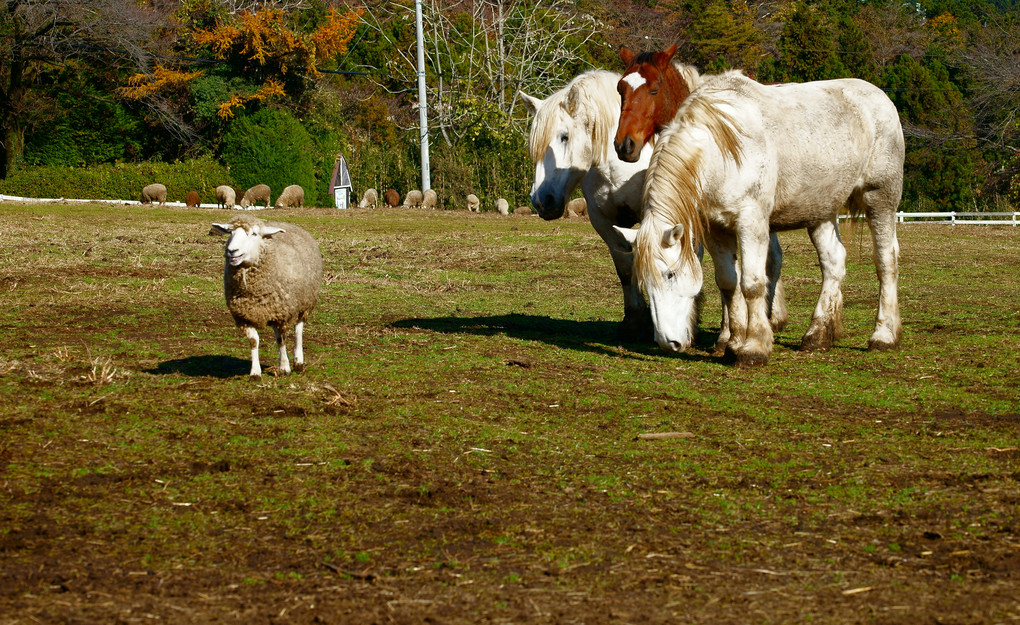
[614,137,641,163]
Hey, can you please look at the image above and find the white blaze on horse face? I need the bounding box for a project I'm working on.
[622,72,647,91]
[643,227,703,353]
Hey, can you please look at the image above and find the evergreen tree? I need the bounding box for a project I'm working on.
[777,2,847,82]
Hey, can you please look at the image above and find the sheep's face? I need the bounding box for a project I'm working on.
[211,220,286,268]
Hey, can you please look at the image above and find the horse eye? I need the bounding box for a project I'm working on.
[560,133,569,143]
[665,270,675,281]
[649,88,659,95]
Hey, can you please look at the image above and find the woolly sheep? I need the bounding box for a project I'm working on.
[142,183,167,205]
[358,188,378,209]
[422,189,437,209]
[185,190,201,207]
[566,197,588,218]
[211,215,323,380]
[275,184,305,209]
[495,198,509,215]
[216,185,236,209]
[240,184,271,209]
[384,189,400,207]
[466,193,480,212]
[403,189,423,208]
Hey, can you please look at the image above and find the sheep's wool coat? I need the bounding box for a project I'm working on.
[224,216,322,330]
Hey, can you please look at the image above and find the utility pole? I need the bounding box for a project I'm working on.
[414,0,431,191]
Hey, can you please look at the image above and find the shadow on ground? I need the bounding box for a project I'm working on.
[389,313,719,362]
[145,355,251,378]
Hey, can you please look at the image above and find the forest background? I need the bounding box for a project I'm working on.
[1,0,1018,212]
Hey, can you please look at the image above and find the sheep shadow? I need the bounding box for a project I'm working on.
[145,355,251,378]
[389,313,718,362]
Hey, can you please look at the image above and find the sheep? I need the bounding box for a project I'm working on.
[211,215,323,380]
[142,183,167,205]
[403,189,423,208]
[358,188,378,209]
[384,189,400,207]
[422,189,438,209]
[275,184,305,209]
[495,198,509,215]
[240,184,271,210]
[216,185,236,209]
[466,193,480,212]
[185,190,201,207]
[566,197,588,219]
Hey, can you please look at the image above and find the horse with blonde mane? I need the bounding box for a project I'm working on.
[614,65,904,366]
[615,44,788,354]
[519,70,654,340]
[519,69,784,344]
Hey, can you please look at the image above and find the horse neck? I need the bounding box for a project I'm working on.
[657,66,691,130]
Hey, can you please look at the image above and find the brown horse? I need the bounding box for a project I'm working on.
[614,44,691,163]
[615,45,787,352]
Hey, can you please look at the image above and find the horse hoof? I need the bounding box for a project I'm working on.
[293,362,305,373]
[800,331,833,352]
[867,338,899,352]
[249,373,262,382]
[735,351,769,367]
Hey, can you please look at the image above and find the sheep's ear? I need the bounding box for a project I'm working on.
[211,223,233,235]
[261,225,286,237]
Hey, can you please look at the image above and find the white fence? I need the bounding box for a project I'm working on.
[835,212,1020,226]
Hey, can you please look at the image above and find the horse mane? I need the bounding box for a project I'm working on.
[527,70,620,165]
[635,73,746,288]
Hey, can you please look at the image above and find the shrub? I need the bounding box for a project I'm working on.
[220,108,316,205]
[0,157,234,203]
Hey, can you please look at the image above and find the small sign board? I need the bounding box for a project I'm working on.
[328,154,353,209]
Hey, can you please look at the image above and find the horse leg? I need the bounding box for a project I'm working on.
[589,203,651,343]
[766,232,788,332]
[863,190,902,350]
[734,226,774,367]
[801,220,846,351]
[705,229,743,358]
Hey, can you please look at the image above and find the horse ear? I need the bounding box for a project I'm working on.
[619,46,636,67]
[519,91,542,114]
[665,223,685,247]
[655,43,679,69]
[612,225,638,252]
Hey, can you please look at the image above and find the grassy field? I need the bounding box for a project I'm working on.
[1,202,1018,624]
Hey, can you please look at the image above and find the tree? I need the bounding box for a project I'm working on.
[0,0,169,177]
[775,2,847,82]
[687,0,766,74]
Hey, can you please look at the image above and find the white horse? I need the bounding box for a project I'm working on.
[519,70,785,345]
[615,71,904,366]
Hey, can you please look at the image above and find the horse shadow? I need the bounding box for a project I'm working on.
[145,355,251,378]
[389,313,719,362]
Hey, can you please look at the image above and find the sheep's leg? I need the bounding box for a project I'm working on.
[273,326,291,375]
[293,321,305,373]
[245,326,262,380]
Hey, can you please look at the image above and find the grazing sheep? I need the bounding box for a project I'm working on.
[566,197,588,219]
[240,184,271,210]
[358,188,378,209]
[422,189,438,209]
[384,189,400,207]
[466,194,480,212]
[141,183,167,205]
[495,198,509,215]
[185,190,201,207]
[275,184,305,209]
[216,186,236,209]
[403,189,423,208]
[514,206,533,216]
[211,215,323,380]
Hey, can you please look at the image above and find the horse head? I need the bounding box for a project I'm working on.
[519,84,602,220]
[613,215,703,353]
[615,43,689,163]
